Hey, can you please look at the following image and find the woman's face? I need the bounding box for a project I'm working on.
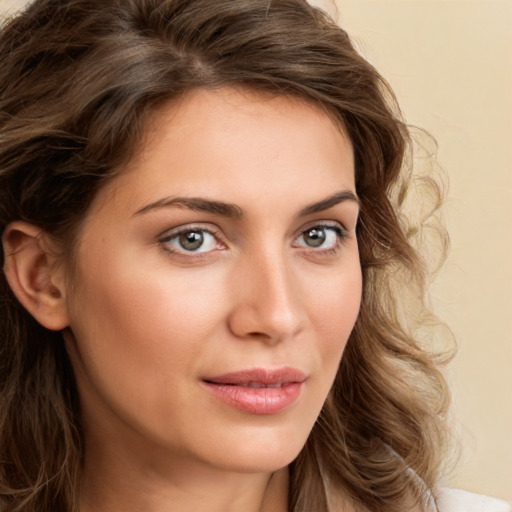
[63,88,362,475]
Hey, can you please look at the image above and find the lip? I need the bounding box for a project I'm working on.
[202,367,307,415]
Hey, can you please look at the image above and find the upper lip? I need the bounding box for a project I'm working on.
[203,367,307,386]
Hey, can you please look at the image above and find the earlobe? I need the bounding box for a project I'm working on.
[2,221,70,331]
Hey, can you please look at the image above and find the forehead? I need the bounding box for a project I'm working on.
[87,87,355,218]
[139,87,349,156]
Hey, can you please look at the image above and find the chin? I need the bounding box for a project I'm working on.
[192,422,311,474]
[211,448,302,474]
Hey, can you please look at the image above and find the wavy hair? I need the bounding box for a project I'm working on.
[0,1,451,511]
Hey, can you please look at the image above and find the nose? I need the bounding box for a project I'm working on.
[227,249,305,344]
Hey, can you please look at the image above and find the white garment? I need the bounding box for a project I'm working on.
[437,488,511,512]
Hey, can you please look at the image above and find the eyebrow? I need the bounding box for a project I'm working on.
[298,190,359,217]
[134,197,244,218]
[133,189,359,219]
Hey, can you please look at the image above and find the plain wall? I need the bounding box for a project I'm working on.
[0,0,21,13]
[1,0,511,502]
[337,0,512,501]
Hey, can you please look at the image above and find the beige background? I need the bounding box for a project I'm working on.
[0,0,22,13]
[336,0,512,502]
[1,0,511,502]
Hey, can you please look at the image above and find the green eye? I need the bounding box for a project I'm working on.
[303,228,327,247]
[162,228,218,254]
[179,231,204,251]
[294,224,345,251]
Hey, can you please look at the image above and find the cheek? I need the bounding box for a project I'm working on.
[65,250,233,443]
[67,237,253,420]
[311,259,362,328]
[295,257,362,399]
[68,254,228,372]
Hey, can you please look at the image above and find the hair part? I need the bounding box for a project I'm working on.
[0,1,451,511]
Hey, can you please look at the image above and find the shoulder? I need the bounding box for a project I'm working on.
[436,488,511,512]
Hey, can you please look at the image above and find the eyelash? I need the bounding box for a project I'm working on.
[159,225,223,260]
[293,223,348,255]
[158,222,348,260]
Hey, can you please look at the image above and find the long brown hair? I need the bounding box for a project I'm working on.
[0,1,450,511]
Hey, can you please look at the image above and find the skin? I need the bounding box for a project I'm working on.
[6,88,363,512]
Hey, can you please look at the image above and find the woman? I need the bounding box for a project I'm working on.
[0,1,509,511]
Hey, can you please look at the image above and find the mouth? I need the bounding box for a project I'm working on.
[211,381,290,388]
[201,367,306,415]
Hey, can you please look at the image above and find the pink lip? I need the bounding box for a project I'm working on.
[202,367,306,415]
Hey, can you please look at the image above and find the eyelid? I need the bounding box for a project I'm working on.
[158,223,220,240]
[294,220,348,238]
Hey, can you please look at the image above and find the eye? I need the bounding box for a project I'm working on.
[293,224,346,251]
[160,227,220,255]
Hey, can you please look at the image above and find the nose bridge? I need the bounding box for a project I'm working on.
[228,244,304,342]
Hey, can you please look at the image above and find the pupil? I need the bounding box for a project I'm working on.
[180,231,203,250]
[305,228,326,247]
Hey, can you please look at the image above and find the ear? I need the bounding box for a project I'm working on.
[2,221,70,331]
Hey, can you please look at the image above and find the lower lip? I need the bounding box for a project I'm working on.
[202,381,303,415]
